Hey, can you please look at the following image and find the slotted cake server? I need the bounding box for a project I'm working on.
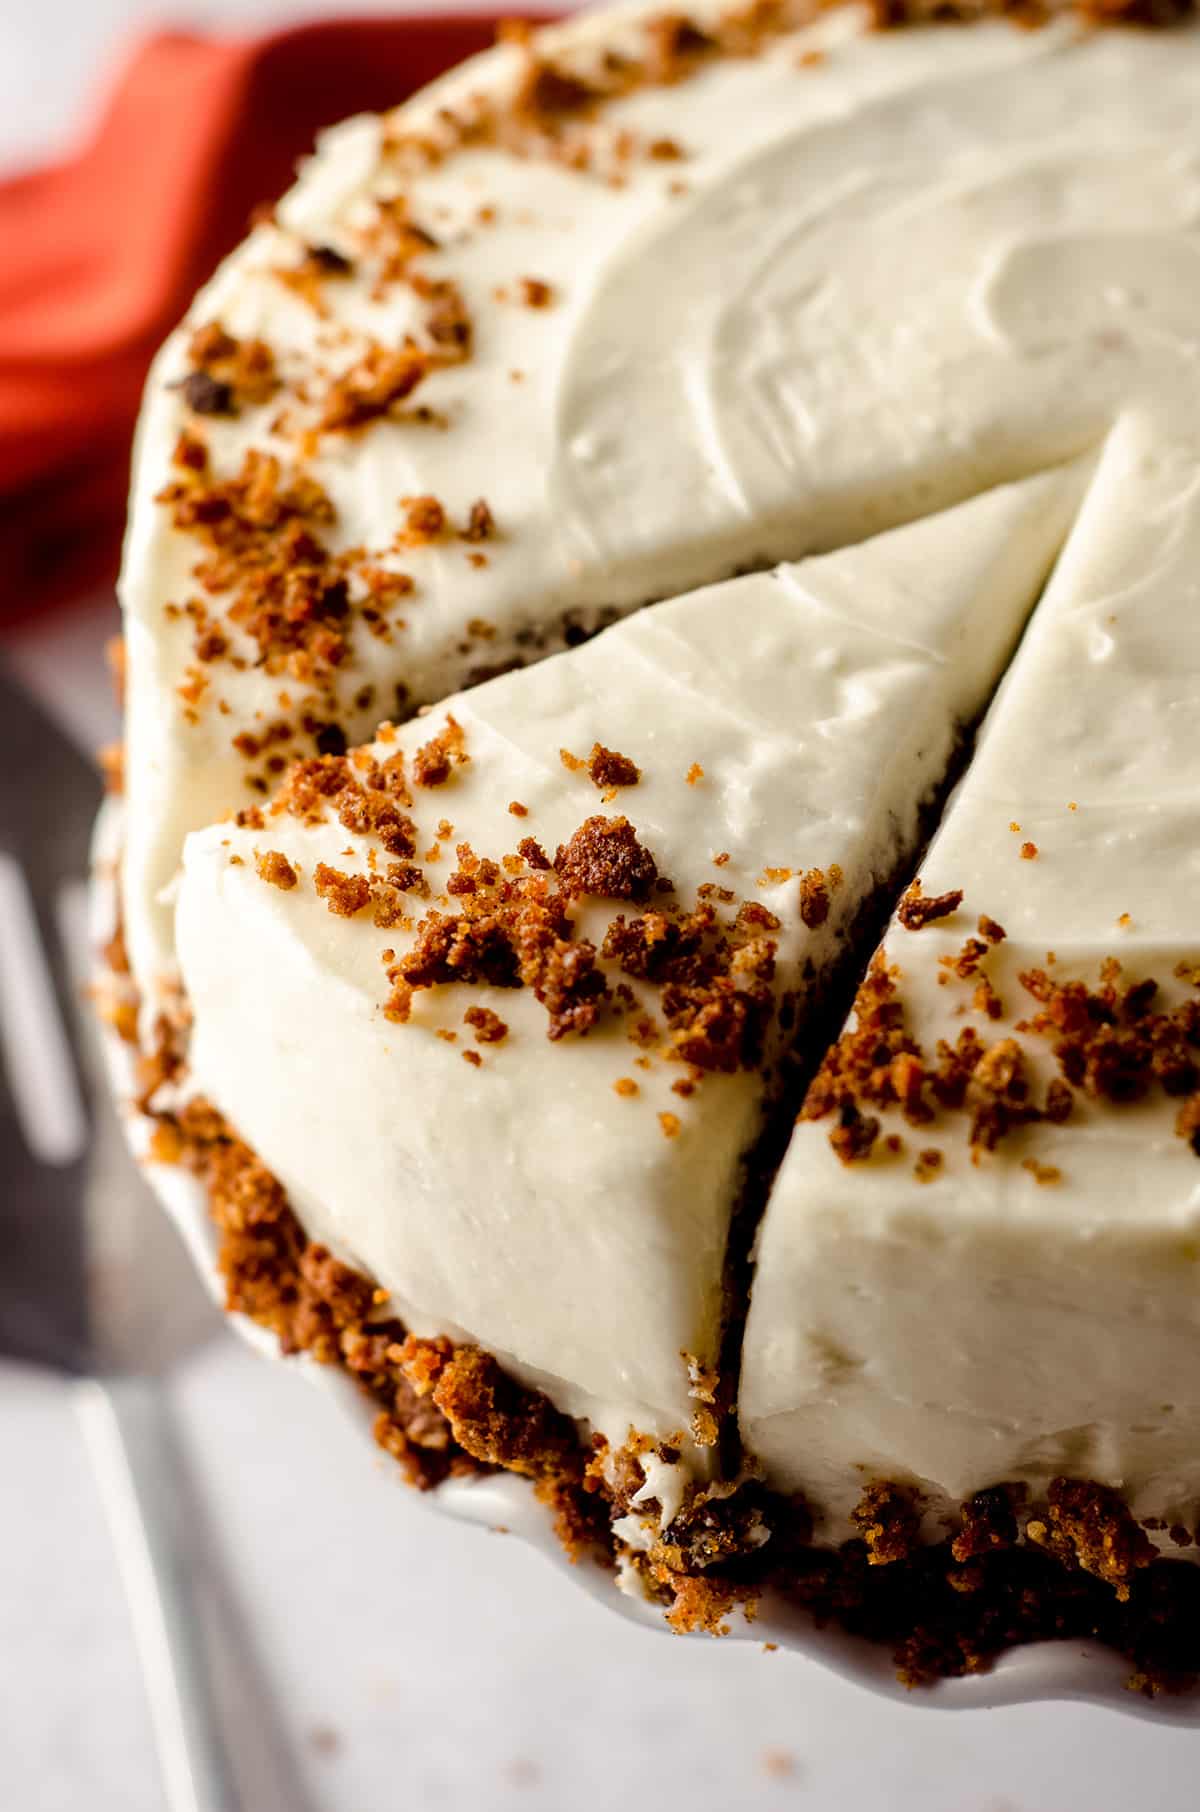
[0,663,315,1811]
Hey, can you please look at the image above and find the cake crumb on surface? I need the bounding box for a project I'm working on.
[798,868,830,929]
[585,742,640,788]
[897,879,963,930]
[255,849,298,890]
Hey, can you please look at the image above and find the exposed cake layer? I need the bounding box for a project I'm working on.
[172,473,1078,1449]
[120,2,1200,1011]
[741,413,1200,1538]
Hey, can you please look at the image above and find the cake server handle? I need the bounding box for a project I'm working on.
[75,1372,242,1812]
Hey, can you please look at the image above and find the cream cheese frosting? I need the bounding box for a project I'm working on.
[121,3,1200,1014]
[740,412,1200,1537]
[174,469,1077,1444]
[115,0,1200,1554]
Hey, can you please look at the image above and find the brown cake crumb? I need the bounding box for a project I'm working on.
[276,753,418,859]
[585,743,640,788]
[1020,842,1039,861]
[428,1347,581,1478]
[508,801,528,818]
[1026,1479,1155,1600]
[320,344,432,432]
[314,863,371,917]
[686,763,704,785]
[973,976,1004,1021]
[517,276,555,308]
[829,1101,881,1164]
[183,321,279,415]
[951,1485,1023,1562]
[1022,1156,1062,1185]
[463,1048,483,1067]
[400,494,449,544]
[914,1148,943,1183]
[181,370,235,417]
[798,869,830,930]
[555,816,658,900]
[518,836,551,871]
[1019,961,1200,1121]
[513,55,603,122]
[658,1111,681,1139]
[465,1006,508,1043]
[255,850,298,890]
[463,499,497,543]
[614,1076,639,1097]
[413,716,468,787]
[852,1483,921,1566]
[155,445,345,691]
[944,937,988,980]
[978,914,1006,944]
[897,880,964,930]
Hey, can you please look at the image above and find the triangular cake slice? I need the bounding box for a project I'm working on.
[173,468,1081,1462]
[741,417,1200,1554]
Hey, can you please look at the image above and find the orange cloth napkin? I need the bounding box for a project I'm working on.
[0,13,533,623]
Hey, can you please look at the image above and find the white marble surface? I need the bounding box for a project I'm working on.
[4,6,1200,1805]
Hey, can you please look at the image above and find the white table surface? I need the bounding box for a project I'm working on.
[3,7,1198,1807]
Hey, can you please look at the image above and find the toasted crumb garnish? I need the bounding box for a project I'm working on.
[897,879,963,930]
[586,743,640,788]
[517,276,555,308]
[255,849,298,890]
[799,868,830,930]
[464,1006,508,1044]
[1022,1156,1062,1185]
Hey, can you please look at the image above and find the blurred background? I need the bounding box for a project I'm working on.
[1,5,1198,1808]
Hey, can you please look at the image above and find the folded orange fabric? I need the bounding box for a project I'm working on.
[0,13,535,623]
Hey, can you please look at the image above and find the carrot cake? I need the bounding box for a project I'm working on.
[104,0,1200,1688]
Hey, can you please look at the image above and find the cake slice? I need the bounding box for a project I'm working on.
[171,468,1080,1484]
[741,416,1200,1569]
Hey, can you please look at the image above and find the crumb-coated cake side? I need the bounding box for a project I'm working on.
[102,0,1200,1690]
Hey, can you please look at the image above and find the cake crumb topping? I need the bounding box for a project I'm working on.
[255,850,298,890]
[314,863,372,917]
[413,716,469,787]
[464,1005,509,1043]
[585,743,640,788]
[182,322,280,416]
[798,868,830,930]
[555,815,658,900]
[897,879,964,930]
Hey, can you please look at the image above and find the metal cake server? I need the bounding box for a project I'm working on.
[0,659,248,1812]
